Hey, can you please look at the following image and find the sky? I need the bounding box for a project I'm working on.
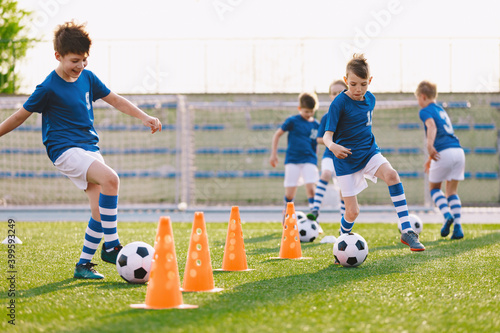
[15,0,500,94]
[20,0,500,40]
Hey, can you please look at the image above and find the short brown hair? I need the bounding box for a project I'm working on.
[416,80,438,99]
[346,54,370,79]
[299,92,319,111]
[53,21,92,56]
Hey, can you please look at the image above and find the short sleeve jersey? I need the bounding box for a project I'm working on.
[325,91,380,176]
[23,70,111,163]
[317,113,334,160]
[419,103,461,152]
[281,114,319,165]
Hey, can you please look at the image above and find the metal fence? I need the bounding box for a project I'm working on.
[0,93,499,207]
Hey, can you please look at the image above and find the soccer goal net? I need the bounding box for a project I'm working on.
[1,94,498,207]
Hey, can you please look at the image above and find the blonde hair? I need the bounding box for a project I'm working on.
[298,92,319,111]
[329,80,347,94]
[416,80,438,99]
[346,53,370,79]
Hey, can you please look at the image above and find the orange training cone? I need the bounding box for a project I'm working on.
[131,216,197,309]
[278,202,303,259]
[181,212,222,292]
[219,206,252,271]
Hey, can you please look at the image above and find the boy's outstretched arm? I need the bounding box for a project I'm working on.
[102,92,162,134]
[269,128,284,168]
[0,108,32,137]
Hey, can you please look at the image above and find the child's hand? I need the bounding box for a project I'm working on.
[143,116,162,134]
[427,146,440,161]
[269,155,278,168]
[424,157,431,174]
[330,143,352,159]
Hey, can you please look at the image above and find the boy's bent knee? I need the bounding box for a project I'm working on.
[101,172,120,194]
[385,169,400,185]
[344,207,359,221]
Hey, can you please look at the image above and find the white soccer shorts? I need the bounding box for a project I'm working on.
[284,163,319,187]
[54,147,105,190]
[336,153,389,197]
[428,148,465,183]
[321,157,336,175]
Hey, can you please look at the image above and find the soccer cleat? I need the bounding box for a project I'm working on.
[74,262,104,279]
[451,224,464,240]
[306,210,318,221]
[400,230,425,251]
[101,244,123,264]
[441,217,454,237]
[339,228,350,236]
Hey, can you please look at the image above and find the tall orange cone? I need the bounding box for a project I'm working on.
[218,206,252,271]
[181,212,223,292]
[131,216,197,309]
[277,202,304,259]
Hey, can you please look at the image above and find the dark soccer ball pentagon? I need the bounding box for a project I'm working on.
[296,211,319,242]
[397,213,424,235]
[333,232,368,267]
[116,241,155,284]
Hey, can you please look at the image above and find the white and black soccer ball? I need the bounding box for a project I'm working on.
[333,232,368,267]
[398,214,424,235]
[296,211,319,242]
[409,214,423,235]
[116,241,155,284]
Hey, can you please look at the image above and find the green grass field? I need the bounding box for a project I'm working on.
[2,221,499,333]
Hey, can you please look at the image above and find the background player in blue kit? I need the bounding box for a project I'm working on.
[416,80,465,239]
[270,92,320,221]
[307,80,347,225]
[323,54,425,251]
[0,21,162,279]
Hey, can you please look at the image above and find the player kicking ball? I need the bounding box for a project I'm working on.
[0,21,162,279]
[322,54,425,252]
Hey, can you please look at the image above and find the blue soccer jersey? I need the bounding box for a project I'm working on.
[419,103,461,152]
[281,114,319,165]
[23,70,111,163]
[325,91,380,176]
[318,113,334,160]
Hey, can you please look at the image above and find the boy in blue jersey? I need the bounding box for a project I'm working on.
[270,92,320,221]
[0,21,162,279]
[307,80,347,225]
[416,80,465,239]
[323,54,425,251]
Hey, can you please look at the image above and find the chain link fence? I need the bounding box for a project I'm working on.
[0,93,499,207]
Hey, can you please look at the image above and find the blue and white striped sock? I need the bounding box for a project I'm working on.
[308,197,314,210]
[389,183,411,232]
[77,217,103,265]
[340,199,345,218]
[340,216,354,234]
[448,194,462,226]
[431,189,453,221]
[99,193,120,250]
[312,179,328,211]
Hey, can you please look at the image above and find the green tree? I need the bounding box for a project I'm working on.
[0,0,33,94]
